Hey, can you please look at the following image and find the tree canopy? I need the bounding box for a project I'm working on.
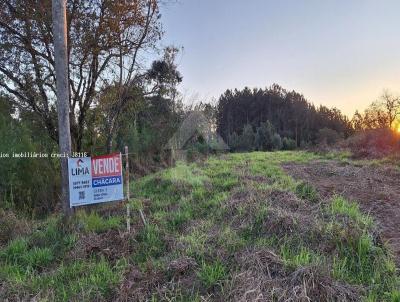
[0,0,163,150]
[216,84,352,148]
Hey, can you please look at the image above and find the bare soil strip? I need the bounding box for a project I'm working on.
[282,160,400,265]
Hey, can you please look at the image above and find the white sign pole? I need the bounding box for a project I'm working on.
[125,146,131,232]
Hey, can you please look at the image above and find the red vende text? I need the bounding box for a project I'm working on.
[91,153,121,177]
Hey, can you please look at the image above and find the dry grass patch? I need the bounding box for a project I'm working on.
[227,248,361,302]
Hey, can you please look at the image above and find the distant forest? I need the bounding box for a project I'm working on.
[216,84,353,151]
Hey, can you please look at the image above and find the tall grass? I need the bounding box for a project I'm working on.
[1,151,399,301]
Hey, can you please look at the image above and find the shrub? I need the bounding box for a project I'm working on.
[187,141,210,161]
[255,121,274,151]
[238,124,255,151]
[272,133,283,150]
[228,132,240,151]
[343,128,400,158]
[0,98,59,215]
[0,209,29,246]
[316,127,342,146]
[300,140,310,148]
[282,137,297,150]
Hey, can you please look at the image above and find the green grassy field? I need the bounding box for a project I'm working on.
[0,151,399,301]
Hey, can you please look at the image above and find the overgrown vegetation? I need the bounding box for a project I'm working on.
[1,151,398,301]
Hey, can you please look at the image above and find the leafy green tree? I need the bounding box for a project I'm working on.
[238,124,255,151]
[228,132,240,152]
[272,133,283,150]
[255,121,274,151]
[0,0,164,151]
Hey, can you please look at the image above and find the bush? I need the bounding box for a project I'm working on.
[229,122,289,152]
[300,140,310,148]
[228,132,240,151]
[0,209,29,246]
[272,133,283,150]
[343,129,400,158]
[0,98,59,215]
[255,121,274,151]
[316,128,342,146]
[282,137,297,150]
[238,124,255,151]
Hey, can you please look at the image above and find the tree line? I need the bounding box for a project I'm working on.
[216,84,353,151]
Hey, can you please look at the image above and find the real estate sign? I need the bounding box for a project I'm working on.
[68,153,124,207]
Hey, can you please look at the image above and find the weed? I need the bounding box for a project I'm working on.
[332,230,397,298]
[23,247,54,269]
[130,198,144,211]
[0,238,55,272]
[178,220,212,261]
[218,226,245,253]
[0,237,28,263]
[168,208,192,231]
[0,209,29,246]
[242,203,269,239]
[330,195,373,227]
[133,224,165,263]
[279,240,320,268]
[75,211,122,233]
[29,217,76,258]
[295,181,319,202]
[164,162,208,188]
[30,257,124,301]
[388,290,400,302]
[197,261,227,289]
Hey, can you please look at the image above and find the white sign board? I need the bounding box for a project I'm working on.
[68,153,124,207]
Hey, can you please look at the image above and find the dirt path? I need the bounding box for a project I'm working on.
[282,160,400,265]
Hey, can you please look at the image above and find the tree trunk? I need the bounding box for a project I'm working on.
[106,131,113,153]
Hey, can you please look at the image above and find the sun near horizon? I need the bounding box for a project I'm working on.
[161,0,400,116]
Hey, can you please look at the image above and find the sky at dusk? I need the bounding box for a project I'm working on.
[160,0,400,117]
